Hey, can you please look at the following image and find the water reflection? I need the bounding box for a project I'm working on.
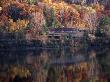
[0,48,109,82]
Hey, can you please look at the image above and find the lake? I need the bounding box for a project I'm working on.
[0,48,110,82]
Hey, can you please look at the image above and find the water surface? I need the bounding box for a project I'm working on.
[0,48,109,82]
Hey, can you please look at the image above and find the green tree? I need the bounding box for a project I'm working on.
[27,0,37,5]
[99,16,110,26]
[43,7,59,30]
[95,16,110,37]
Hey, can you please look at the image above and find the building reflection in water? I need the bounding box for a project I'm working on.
[0,48,109,82]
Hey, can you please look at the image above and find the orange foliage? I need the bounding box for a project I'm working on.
[0,0,109,32]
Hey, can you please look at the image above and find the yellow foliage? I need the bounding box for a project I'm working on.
[17,19,29,28]
[42,0,97,28]
[9,66,31,78]
[91,3,104,12]
[43,0,52,4]
[8,19,29,32]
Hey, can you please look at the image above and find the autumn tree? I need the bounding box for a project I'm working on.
[95,16,110,37]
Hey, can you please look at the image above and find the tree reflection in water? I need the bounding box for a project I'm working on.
[0,48,109,82]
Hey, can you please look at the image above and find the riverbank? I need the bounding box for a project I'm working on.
[0,30,110,52]
[0,35,109,51]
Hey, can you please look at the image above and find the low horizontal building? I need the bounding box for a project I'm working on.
[64,0,98,4]
[48,28,86,40]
